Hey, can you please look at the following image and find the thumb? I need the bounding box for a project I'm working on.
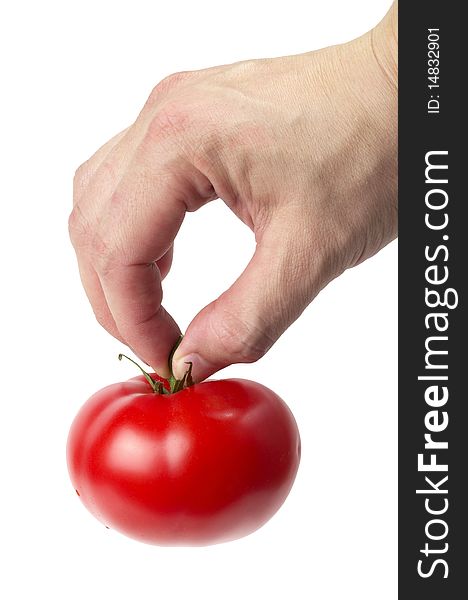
[172,219,332,381]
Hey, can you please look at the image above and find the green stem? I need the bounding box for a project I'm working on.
[118,348,194,395]
[118,353,159,393]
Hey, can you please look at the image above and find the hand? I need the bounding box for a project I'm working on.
[69,3,397,381]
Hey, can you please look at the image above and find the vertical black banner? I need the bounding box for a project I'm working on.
[399,2,466,597]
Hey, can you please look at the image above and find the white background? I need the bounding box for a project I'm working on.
[0,1,396,598]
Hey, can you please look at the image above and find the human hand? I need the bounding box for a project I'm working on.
[69,4,397,382]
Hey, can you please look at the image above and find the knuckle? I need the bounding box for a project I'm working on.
[68,205,90,247]
[211,307,273,364]
[90,236,118,276]
[73,162,91,196]
[149,71,192,102]
[68,211,115,274]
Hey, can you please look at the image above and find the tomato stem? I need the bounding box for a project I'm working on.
[118,349,194,395]
[118,354,159,393]
[172,362,193,393]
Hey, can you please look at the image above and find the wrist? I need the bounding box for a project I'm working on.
[370,1,398,91]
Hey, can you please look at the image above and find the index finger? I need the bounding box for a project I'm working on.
[85,154,214,375]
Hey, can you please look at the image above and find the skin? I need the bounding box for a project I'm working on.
[70,2,397,382]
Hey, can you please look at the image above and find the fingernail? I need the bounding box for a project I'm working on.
[173,352,214,383]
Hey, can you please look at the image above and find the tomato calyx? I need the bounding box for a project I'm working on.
[118,353,193,395]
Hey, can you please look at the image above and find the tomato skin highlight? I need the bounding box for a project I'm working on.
[67,376,300,546]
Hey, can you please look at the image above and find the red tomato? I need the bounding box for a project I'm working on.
[67,376,300,546]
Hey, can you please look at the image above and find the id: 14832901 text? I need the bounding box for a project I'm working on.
[427,28,440,114]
